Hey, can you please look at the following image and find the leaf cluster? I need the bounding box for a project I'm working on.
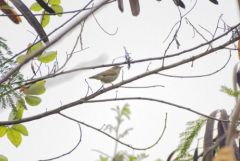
[16,41,57,64]
[0,38,24,109]
[97,104,164,161]
[173,117,206,161]
[220,85,240,97]
[30,0,63,27]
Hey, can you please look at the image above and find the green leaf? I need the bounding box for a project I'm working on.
[12,124,28,136]
[113,153,124,161]
[16,42,45,63]
[49,0,60,5]
[0,154,8,161]
[7,128,22,147]
[121,104,130,119]
[51,5,63,16]
[16,55,29,63]
[23,80,46,95]
[128,155,137,161]
[30,2,42,11]
[27,42,44,55]
[0,126,8,137]
[25,95,41,106]
[221,85,240,97]
[38,51,57,63]
[41,14,50,28]
[99,156,108,161]
[16,99,25,119]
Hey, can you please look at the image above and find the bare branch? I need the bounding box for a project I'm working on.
[0,33,238,126]
[57,112,167,151]
[13,23,240,87]
[0,0,110,85]
[39,123,82,161]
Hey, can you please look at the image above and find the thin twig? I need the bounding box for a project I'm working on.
[57,112,168,151]
[0,34,238,126]
[39,123,82,161]
[0,0,110,85]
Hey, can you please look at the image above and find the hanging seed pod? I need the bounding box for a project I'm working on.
[209,0,218,5]
[217,110,229,148]
[10,0,49,43]
[117,0,124,12]
[0,0,21,24]
[193,146,198,161]
[173,0,185,8]
[129,0,140,16]
[203,110,219,161]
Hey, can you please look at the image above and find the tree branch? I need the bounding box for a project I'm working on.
[0,0,110,85]
[0,34,238,126]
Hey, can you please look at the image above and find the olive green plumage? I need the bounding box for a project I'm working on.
[89,66,122,83]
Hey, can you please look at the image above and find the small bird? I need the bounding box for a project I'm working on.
[89,66,122,84]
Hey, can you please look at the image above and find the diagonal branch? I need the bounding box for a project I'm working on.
[0,34,238,126]
[0,0,110,85]
[58,112,167,151]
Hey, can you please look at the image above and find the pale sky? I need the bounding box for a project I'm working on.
[0,0,239,161]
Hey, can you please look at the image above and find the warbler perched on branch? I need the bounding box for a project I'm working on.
[89,66,122,84]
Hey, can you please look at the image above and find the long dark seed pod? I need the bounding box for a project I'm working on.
[129,0,140,16]
[193,146,198,161]
[173,0,185,9]
[117,0,123,12]
[203,110,218,161]
[209,0,218,5]
[10,0,49,43]
[0,0,21,24]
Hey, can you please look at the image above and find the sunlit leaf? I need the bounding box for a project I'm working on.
[121,104,130,119]
[0,126,8,137]
[128,155,137,161]
[38,51,57,63]
[27,42,44,55]
[16,55,28,63]
[30,2,42,11]
[41,14,50,28]
[12,124,28,136]
[49,0,60,5]
[99,156,108,161]
[23,80,46,95]
[16,99,25,119]
[51,5,63,16]
[221,85,240,97]
[7,128,22,147]
[25,95,41,106]
[0,154,8,161]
